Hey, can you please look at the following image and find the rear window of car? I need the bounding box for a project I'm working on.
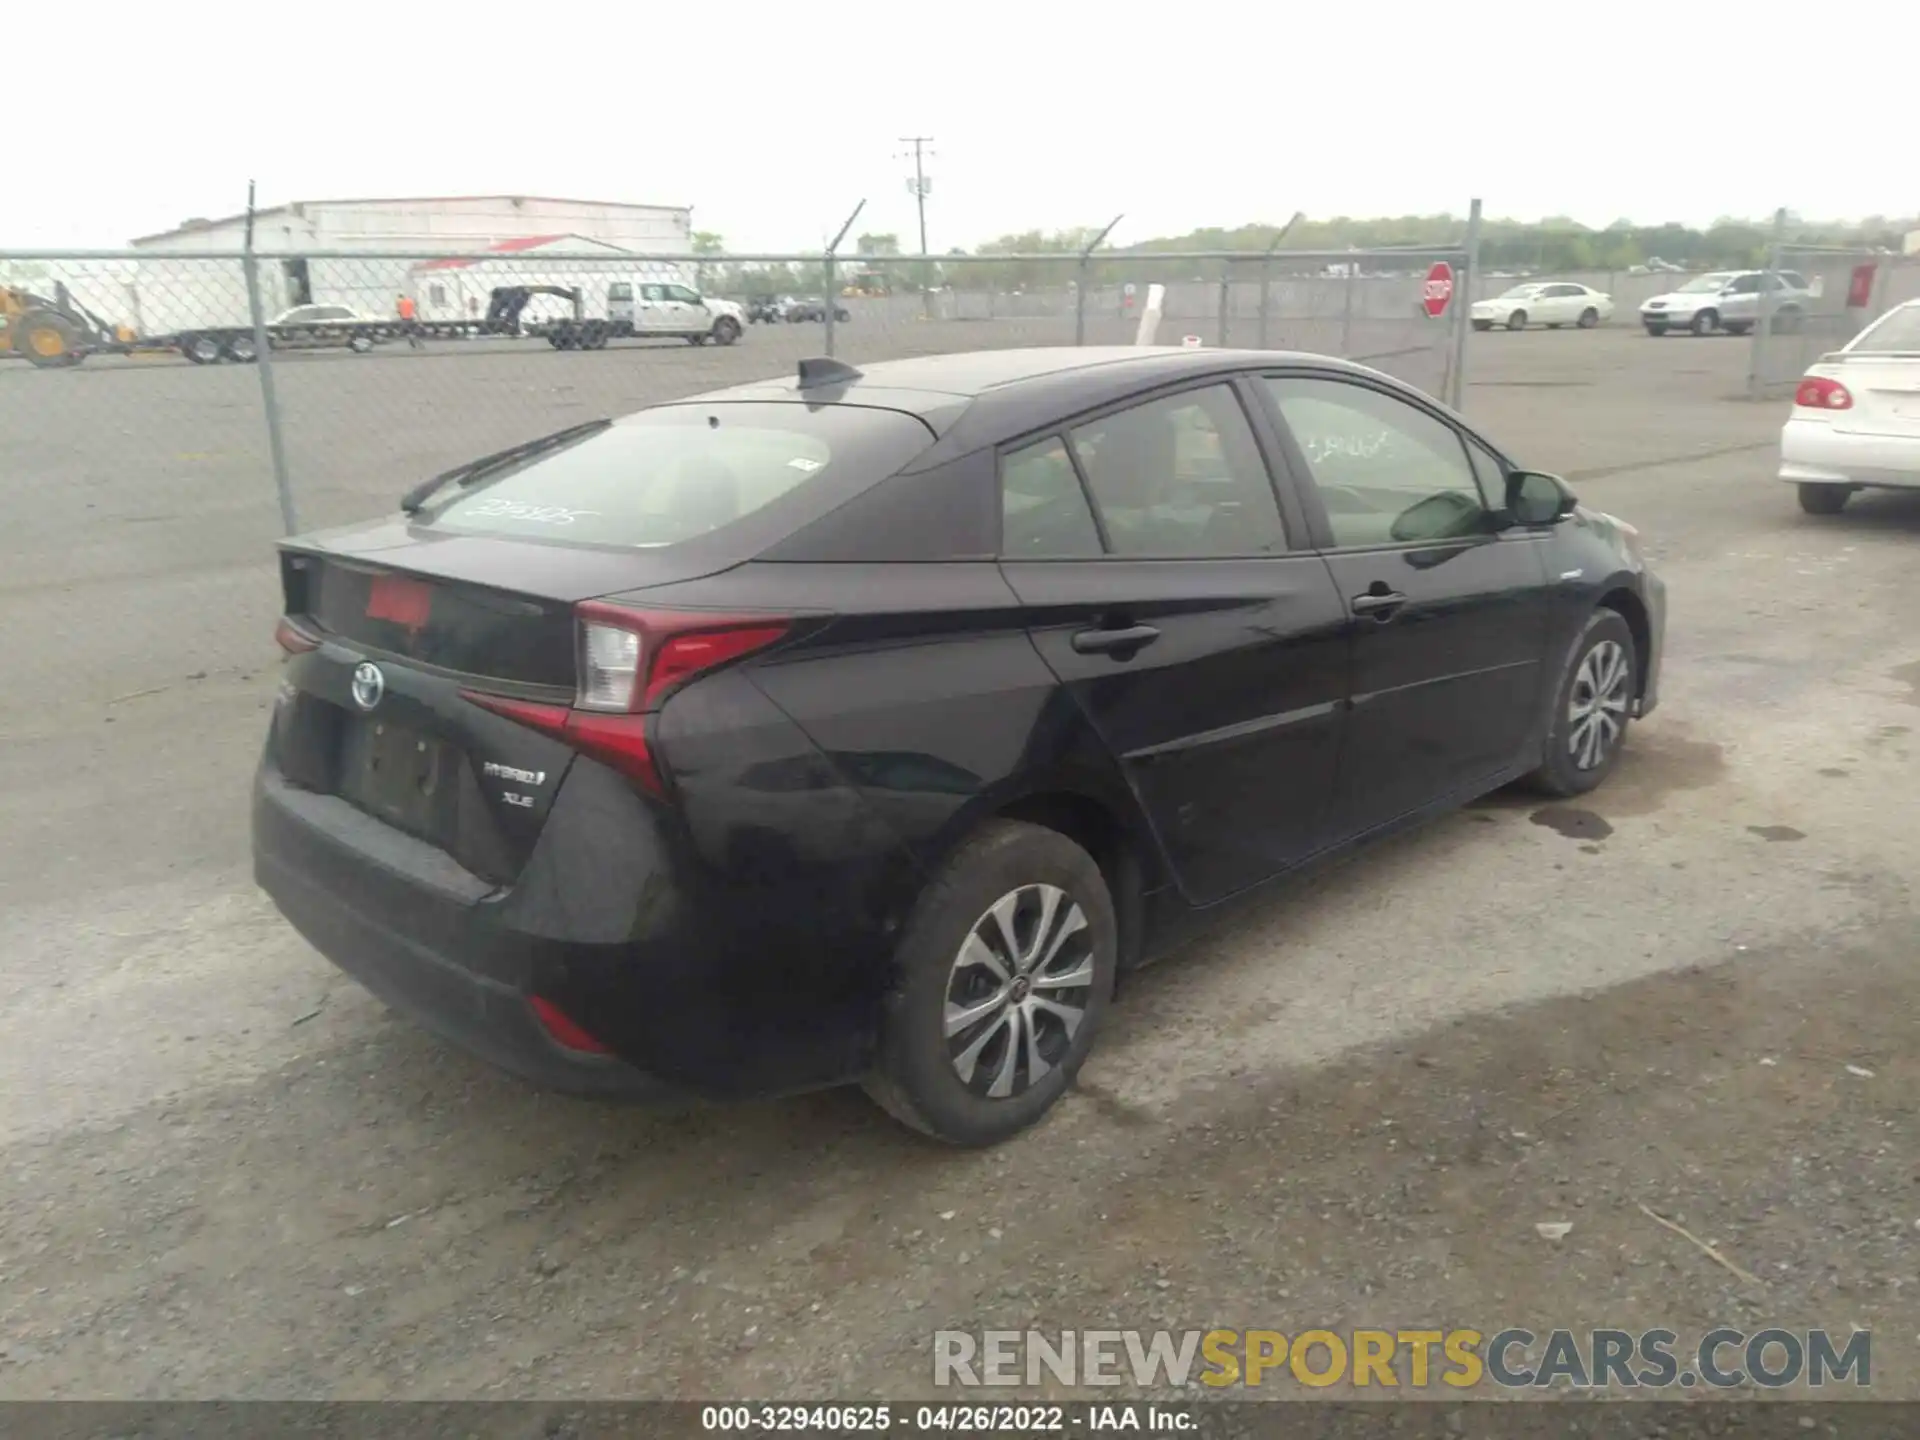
[1850,306,1920,353]
[424,402,934,548]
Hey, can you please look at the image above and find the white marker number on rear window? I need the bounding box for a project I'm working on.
[466,499,597,525]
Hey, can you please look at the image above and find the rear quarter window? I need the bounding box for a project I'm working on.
[424,403,934,549]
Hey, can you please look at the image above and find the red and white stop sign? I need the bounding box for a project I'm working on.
[1422,261,1455,318]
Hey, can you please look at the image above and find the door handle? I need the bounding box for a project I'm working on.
[1070,623,1161,656]
[1350,589,1408,619]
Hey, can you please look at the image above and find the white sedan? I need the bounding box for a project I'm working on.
[270,303,383,352]
[1471,282,1615,332]
[1781,298,1920,514]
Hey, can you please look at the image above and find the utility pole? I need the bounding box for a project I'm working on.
[898,135,934,316]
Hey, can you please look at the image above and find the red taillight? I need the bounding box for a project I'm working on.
[462,608,792,798]
[274,616,320,654]
[649,625,792,705]
[460,690,664,794]
[528,995,612,1055]
[574,602,793,713]
[1795,376,1853,410]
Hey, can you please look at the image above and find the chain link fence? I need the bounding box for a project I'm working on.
[1,228,1484,706]
[3,236,1479,518]
[1747,244,1908,398]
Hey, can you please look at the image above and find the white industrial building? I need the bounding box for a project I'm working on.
[115,195,694,336]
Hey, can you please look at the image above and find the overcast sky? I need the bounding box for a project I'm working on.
[17,0,1913,253]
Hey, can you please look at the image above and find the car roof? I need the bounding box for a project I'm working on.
[656,346,1400,447]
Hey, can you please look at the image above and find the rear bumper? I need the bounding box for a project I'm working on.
[255,769,674,1098]
[1779,420,1920,489]
[253,717,895,1102]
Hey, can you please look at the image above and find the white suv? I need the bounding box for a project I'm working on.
[1640,270,1809,337]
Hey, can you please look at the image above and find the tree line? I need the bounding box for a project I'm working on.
[691,213,1917,297]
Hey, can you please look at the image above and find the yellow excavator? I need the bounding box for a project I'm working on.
[1,284,137,367]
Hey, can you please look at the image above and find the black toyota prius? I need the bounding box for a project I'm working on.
[253,346,1665,1146]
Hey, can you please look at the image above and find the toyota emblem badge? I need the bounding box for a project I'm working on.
[350,662,386,711]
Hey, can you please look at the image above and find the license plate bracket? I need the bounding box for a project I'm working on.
[339,717,453,840]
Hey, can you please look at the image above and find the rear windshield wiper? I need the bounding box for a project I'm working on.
[399,418,613,515]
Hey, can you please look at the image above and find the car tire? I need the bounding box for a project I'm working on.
[1507,310,1527,331]
[1644,322,1668,336]
[712,317,741,346]
[1772,307,1803,335]
[1473,319,1493,332]
[223,334,258,363]
[1796,482,1852,515]
[1723,322,1751,337]
[1526,609,1637,799]
[864,820,1116,1147]
[1578,308,1600,329]
[1690,309,1718,336]
[348,334,375,353]
[181,333,222,364]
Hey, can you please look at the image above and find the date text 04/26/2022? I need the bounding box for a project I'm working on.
[699,1405,1176,1433]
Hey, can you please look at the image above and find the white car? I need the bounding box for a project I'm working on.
[1639,270,1809,337]
[270,303,382,353]
[1780,298,1920,514]
[1471,282,1614,332]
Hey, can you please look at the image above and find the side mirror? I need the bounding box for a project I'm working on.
[1504,470,1578,527]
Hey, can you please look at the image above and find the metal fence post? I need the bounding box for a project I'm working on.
[1217,265,1232,347]
[1748,206,1788,401]
[822,199,867,360]
[1446,198,1483,412]
[1075,215,1123,347]
[822,254,837,357]
[241,184,298,535]
[1339,264,1357,356]
[1255,214,1302,352]
[1256,260,1272,350]
[1075,256,1089,345]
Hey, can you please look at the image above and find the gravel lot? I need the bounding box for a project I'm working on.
[2,321,1917,1401]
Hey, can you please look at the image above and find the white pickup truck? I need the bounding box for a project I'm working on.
[596,281,745,346]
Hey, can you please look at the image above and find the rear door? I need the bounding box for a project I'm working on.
[997,378,1350,906]
[1255,371,1553,842]
[1721,273,1763,323]
[637,283,672,333]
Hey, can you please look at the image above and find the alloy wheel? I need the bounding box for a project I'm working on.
[1568,639,1630,770]
[944,884,1095,1100]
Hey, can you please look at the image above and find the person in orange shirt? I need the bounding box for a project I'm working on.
[395,293,422,348]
